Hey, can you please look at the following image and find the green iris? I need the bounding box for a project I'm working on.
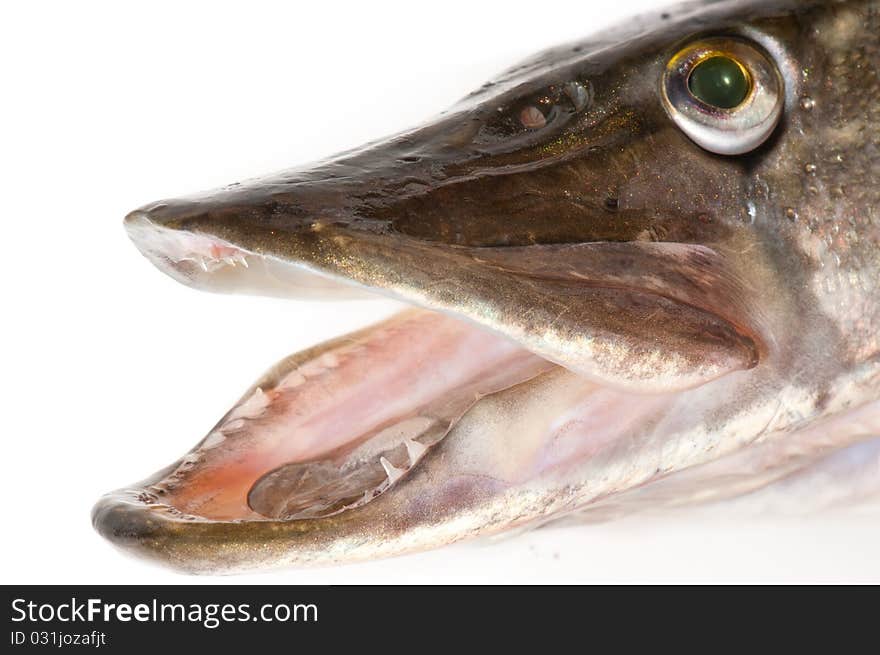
[688,56,750,109]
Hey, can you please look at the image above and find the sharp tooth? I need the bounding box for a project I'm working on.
[226,386,271,421]
[379,457,405,485]
[198,258,208,272]
[404,438,427,465]
[226,257,236,267]
[237,254,249,268]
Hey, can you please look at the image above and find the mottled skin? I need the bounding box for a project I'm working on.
[94,0,879,572]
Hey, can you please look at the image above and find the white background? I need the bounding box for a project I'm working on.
[3,0,878,583]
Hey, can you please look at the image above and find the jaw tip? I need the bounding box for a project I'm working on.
[121,206,261,289]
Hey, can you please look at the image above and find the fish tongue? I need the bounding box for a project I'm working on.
[149,308,555,521]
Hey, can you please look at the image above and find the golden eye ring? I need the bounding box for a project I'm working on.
[662,37,784,155]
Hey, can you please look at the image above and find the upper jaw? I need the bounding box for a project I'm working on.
[124,210,376,300]
[124,193,762,395]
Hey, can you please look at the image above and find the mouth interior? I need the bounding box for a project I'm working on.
[146,308,553,521]
[128,219,707,525]
[129,223,558,521]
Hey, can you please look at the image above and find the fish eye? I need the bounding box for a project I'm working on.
[661,37,783,155]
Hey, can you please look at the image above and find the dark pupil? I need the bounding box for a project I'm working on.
[688,56,749,109]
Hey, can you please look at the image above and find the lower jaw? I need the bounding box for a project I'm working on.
[93,312,676,572]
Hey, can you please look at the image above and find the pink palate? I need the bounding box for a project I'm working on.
[152,310,551,520]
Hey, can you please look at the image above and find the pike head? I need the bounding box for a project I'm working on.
[94,0,880,573]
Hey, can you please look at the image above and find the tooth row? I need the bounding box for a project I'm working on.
[224,254,249,268]
[184,253,251,271]
[325,439,432,517]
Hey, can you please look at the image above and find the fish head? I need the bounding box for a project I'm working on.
[124,8,775,391]
[98,0,880,572]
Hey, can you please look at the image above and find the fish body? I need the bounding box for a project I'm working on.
[93,0,880,573]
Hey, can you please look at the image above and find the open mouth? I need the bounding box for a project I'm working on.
[116,214,563,524]
[94,203,759,572]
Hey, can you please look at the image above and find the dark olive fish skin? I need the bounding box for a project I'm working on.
[94,0,880,572]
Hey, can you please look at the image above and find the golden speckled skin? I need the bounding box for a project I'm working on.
[94,0,880,573]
